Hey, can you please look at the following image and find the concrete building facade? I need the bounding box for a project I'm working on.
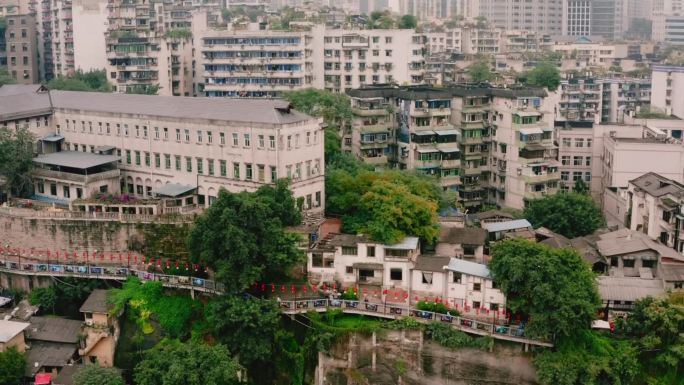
[4,13,40,84]
[651,65,684,119]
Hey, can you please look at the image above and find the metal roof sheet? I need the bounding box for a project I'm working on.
[482,219,532,233]
[447,258,491,279]
[0,320,30,343]
[153,183,196,197]
[33,152,119,169]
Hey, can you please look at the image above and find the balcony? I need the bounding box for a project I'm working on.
[441,159,460,168]
[358,124,389,134]
[415,159,441,168]
[412,108,450,118]
[524,188,559,200]
[352,107,389,117]
[362,155,388,165]
[440,175,461,186]
[34,169,121,184]
[358,275,383,285]
[462,136,484,145]
[522,171,560,184]
[463,167,482,176]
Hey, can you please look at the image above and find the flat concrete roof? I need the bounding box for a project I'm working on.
[0,320,30,343]
[34,151,119,169]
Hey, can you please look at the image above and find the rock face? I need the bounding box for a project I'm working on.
[316,330,538,385]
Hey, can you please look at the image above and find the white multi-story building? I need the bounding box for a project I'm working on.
[201,25,324,98]
[478,0,564,35]
[651,65,684,118]
[550,38,629,69]
[0,84,325,212]
[322,29,425,94]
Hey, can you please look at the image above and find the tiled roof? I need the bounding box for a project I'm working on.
[439,227,487,245]
[79,290,111,314]
[27,317,82,344]
[414,255,451,272]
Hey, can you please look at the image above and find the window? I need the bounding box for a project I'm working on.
[611,257,618,267]
[385,36,392,43]
[258,164,265,181]
[163,127,168,140]
[490,303,499,311]
[196,158,204,174]
[473,283,481,291]
[573,171,582,181]
[144,152,151,167]
[207,131,213,143]
[258,135,264,148]
[421,272,433,284]
[561,171,569,181]
[367,246,375,257]
[562,138,571,147]
[311,253,323,267]
[135,125,140,137]
[575,138,584,147]
[175,155,181,171]
[244,134,251,147]
[207,159,214,175]
[63,186,70,198]
[245,163,253,180]
[390,268,402,281]
[233,163,240,179]
[642,259,655,268]
[573,156,582,166]
[385,50,392,57]
[232,133,239,146]
[269,135,275,149]
[675,282,683,289]
[287,135,292,149]
[584,172,591,182]
[155,153,161,168]
[37,183,44,194]
[220,132,225,145]
[135,151,141,166]
[165,154,171,169]
[197,130,203,143]
[182,129,189,142]
[270,166,277,181]
[220,160,227,177]
[143,126,148,138]
[176,129,181,141]
[186,157,192,172]
[341,246,357,255]
[126,150,132,164]
[306,132,311,145]
[587,138,592,147]
[50,183,57,196]
[346,266,354,274]
[623,259,635,268]
[586,157,592,166]
[472,301,481,309]
[106,123,110,135]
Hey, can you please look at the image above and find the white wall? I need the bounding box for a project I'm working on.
[73,0,108,73]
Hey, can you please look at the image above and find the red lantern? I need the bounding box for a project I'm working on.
[281,285,286,293]
[271,284,275,293]
[184,263,189,270]
[322,283,327,291]
[332,283,337,290]
[100,253,104,261]
[290,285,296,294]
[362,287,367,294]
[47,250,51,257]
[261,284,266,292]
[312,285,318,292]
[403,293,409,299]
[175,261,179,269]
[302,286,308,293]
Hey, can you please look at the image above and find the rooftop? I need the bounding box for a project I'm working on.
[153,183,196,198]
[52,364,86,385]
[414,255,451,272]
[0,320,30,343]
[384,237,420,250]
[474,210,514,221]
[629,172,684,198]
[482,219,532,233]
[27,317,82,344]
[34,152,120,170]
[79,289,111,314]
[597,276,665,302]
[25,341,77,376]
[661,263,684,281]
[439,226,487,245]
[446,258,491,279]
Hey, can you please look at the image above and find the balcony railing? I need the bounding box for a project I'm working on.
[33,169,121,184]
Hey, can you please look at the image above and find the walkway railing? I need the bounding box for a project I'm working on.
[0,259,224,294]
[0,207,193,223]
[0,259,551,347]
[280,299,552,347]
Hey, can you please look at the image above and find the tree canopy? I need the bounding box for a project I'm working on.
[47,69,112,92]
[467,61,493,83]
[0,68,15,86]
[523,61,561,91]
[205,296,281,366]
[523,192,604,238]
[369,10,396,29]
[187,180,303,292]
[326,167,441,244]
[134,339,240,385]
[73,365,125,385]
[490,239,600,342]
[0,126,36,198]
[398,15,418,29]
[0,348,25,385]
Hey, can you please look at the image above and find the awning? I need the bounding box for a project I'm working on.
[434,129,460,136]
[414,130,436,136]
[541,127,554,132]
[438,145,460,153]
[416,147,440,154]
[515,111,542,117]
[41,134,64,142]
[154,183,196,197]
[35,374,52,385]
[519,127,544,135]
[352,262,383,270]
[95,145,116,153]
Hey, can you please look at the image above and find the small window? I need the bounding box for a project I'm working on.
[390,268,402,281]
[472,301,481,309]
[623,259,635,268]
[341,246,357,255]
[346,266,353,274]
[421,272,433,284]
[611,257,618,267]
[490,303,499,311]
[452,272,462,283]
[312,253,323,267]
[642,259,655,268]
[367,246,375,257]
[473,283,481,291]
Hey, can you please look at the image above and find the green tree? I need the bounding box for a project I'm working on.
[134,339,240,385]
[47,70,112,92]
[205,296,280,365]
[0,68,16,86]
[398,15,418,29]
[0,348,25,385]
[524,62,561,91]
[523,192,604,238]
[126,84,160,95]
[29,286,57,314]
[187,180,303,292]
[73,365,124,385]
[0,126,36,198]
[490,239,601,341]
[573,179,589,195]
[467,61,493,83]
[618,293,684,383]
[326,168,442,244]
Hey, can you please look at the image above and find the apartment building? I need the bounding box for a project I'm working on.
[347,89,395,167]
[4,13,40,84]
[550,37,629,69]
[0,84,325,212]
[322,29,425,94]
[653,15,684,45]
[651,65,684,119]
[563,0,629,39]
[105,0,213,96]
[556,121,595,196]
[478,0,564,35]
[563,0,592,36]
[201,25,324,98]
[600,77,651,123]
[553,76,602,123]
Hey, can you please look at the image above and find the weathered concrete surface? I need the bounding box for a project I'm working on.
[318,330,538,385]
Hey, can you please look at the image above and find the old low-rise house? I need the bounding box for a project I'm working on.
[446,258,506,312]
[79,290,119,367]
[0,320,29,353]
[482,219,533,242]
[410,255,451,302]
[435,227,487,263]
[24,317,82,380]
